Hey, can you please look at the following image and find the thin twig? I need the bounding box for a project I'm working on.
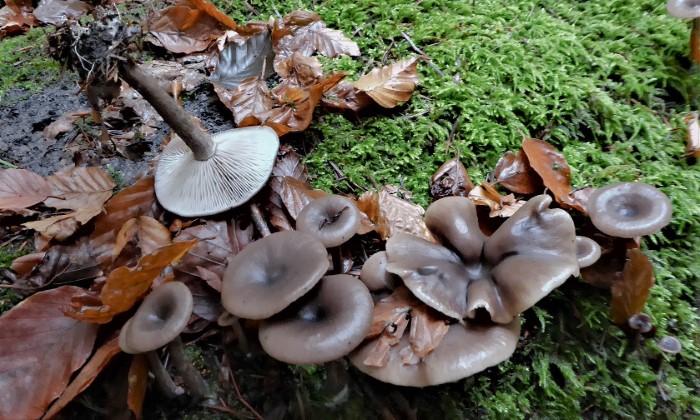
[400,31,445,77]
[445,115,461,154]
[249,203,271,237]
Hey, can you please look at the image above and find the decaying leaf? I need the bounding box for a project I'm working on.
[354,57,419,108]
[320,81,373,112]
[274,12,359,61]
[429,158,474,200]
[43,110,90,140]
[266,146,309,230]
[214,76,272,125]
[43,167,115,211]
[402,303,450,365]
[683,112,700,159]
[211,31,274,89]
[0,286,98,420]
[468,182,525,218]
[357,186,434,241]
[23,207,103,241]
[610,248,655,325]
[32,0,90,25]
[139,60,207,92]
[492,149,543,194]
[275,52,323,86]
[0,168,51,209]
[0,0,38,39]
[113,216,172,259]
[280,177,327,219]
[43,337,122,419]
[127,353,149,420]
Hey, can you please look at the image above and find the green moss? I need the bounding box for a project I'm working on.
[0,27,61,104]
[0,248,28,314]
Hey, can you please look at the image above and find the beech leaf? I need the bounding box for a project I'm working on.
[0,168,51,209]
[214,76,272,125]
[429,158,474,200]
[468,183,525,218]
[127,353,149,420]
[357,186,434,241]
[42,110,90,140]
[33,0,90,25]
[407,304,450,362]
[521,137,581,210]
[0,286,98,420]
[43,167,115,211]
[211,31,274,89]
[492,149,543,194]
[321,81,373,112]
[113,216,172,259]
[276,19,359,60]
[610,248,655,325]
[354,57,419,108]
[23,207,103,241]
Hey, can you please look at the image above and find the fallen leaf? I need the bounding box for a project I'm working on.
[429,158,474,200]
[0,0,38,39]
[521,137,579,209]
[43,110,90,140]
[32,0,90,25]
[610,248,655,325]
[214,76,272,125]
[274,13,359,60]
[468,182,525,218]
[210,31,274,89]
[127,353,149,420]
[266,145,308,230]
[23,207,103,241]
[357,186,434,241]
[406,304,450,363]
[113,216,172,259]
[43,167,115,211]
[492,149,543,194]
[43,337,121,419]
[10,252,45,277]
[0,168,51,209]
[683,112,700,159]
[281,177,327,220]
[0,286,98,420]
[139,60,207,92]
[274,51,322,85]
[320,81,373,112]
[12,242,101,290]
[354,57,419,108]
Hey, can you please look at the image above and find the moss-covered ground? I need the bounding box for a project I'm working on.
[1,0,698,417]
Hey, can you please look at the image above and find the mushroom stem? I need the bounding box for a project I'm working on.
[692,18,700,64]
[218,312,250,354]
[118,61,215,161]
[330,246,343,274]
[166,336,209,401]
[249,203,271,237]
[145,350,185,399]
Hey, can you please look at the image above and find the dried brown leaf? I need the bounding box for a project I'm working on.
[0,286,98,420]
[0,0,38,39]
[683,112,700,159]
[354,57,419,108]
[281,177,327,220]
[214,77,272,125]
[23,207,103,241]
[275,18,359,60]
[113,216,172,259]
[275,51,323,85]
[406,304,449,363]
[521,137,580,210]
[0,168,51,209]
[610,248,655,325]
[33,0,90,25]
[43,167,115,211]
[127,353,149,420]
[357,186,434,241]
[429,158,474,200]
[492,149,543,194]
[320,81,373,112]
[468,183,525,218]
[43,110,90,140]
[10,252,45,277]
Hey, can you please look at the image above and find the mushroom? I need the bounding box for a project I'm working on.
[586,182,672,238]
[360,251,399,291]
[296,194,362,273]
[258,274,373,364]
[220,231,330,320]
[667,0,700,63]
[658,335,682,355]
[575,236,602,268]
[119,281,207,399]
[118,61,279,217]
[386,195,578,324]
[349,318,520,387]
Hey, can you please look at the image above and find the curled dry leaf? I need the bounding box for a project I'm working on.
[267,145,309,230]
[320,81,373,112]
[211,31,274,90]
[357,186,435,242]
[113,216,172,259]
[492,149,543,195]
[127,353,149,420]
[280,177,327,220]
[468,182,525,218]
[683,112,700,159]
[429,158,474,200]
[0,168,51,209]
[275,52,323,86]
[32,0,90,25]
[274,13,359,62]
[610,248,655,325]
[0,0,39,39]
[23,207,103,241]
[0,286,98,420]
[43,167,115,211]
[354,57,419,108]
[214,76,272,125]
[43,110,90,140]
[402,303,450,365]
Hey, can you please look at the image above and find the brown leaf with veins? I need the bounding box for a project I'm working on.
[683,112,700,159]
[266,146,308,230]
[113,216,172,259]
[521,137,582,211]
[43,337,121,419]
[321,81,373,112]
[32,0,91,25]
[127,353,149,420]
[275,17,359,59]
[275,52,323,86]
[214,77,272,125]
[280,177,327,220]
[43,167,115,211]
[0,286,98,420]
[23,207,103,241]
[0,0,38,39]
[43,110,90,140]
[405,304,450,364]
[357,186,435,241]
[0,168,51,209]
[610,248,655,325]
[354,57,419,108]
[492,149,543,194]
[468,182,525,218]
[429,158,474,200]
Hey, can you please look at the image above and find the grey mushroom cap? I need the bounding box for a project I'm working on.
[259,274,374,364]
[155,126,279,217]
[349,318,521,387]
[221,231,330,320]
[424,196,487,262]
[586,182,672,238]
[296,195,362,248]
[575,236,602,268]
[119,281,194,354]
[360,251,399,291]
[667,0,700,18]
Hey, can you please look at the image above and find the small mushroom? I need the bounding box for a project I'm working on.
[220,231,330,320]
[118,62,279,217]
[628,313,654,334]
[296,195,362,273]
[586,182,672,238]
[259,274,374,364]
[360,251,399,291]
[119,281,207,399]
[658,335,682,355]
[667,1,700,63]
[349,318,520,387]
[575,236,602,268]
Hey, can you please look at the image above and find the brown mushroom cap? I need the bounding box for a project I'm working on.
[296,195,361,248]
[360,251,399,291]
[349,318,520,387]
[221,231,329,320]
[155,126,279,217]
[119,281,193,354]
[587,182,672,238]
[667,0,700,19]
[575,236,602,268]
[259,274,373,364]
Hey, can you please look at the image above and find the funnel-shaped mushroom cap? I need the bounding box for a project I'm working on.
[221,231,329,320]
[155,126,279,217]
[119,281,194,354]
[259,274,374,364]
[349,318,520,387]
[296,195,361,247]
[667,0,700,18]
[360,251,399,291]
[575,236,601,268]
[586,182,672,238]
[424,196,487,261]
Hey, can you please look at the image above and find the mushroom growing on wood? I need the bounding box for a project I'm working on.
[118,62,279,217]
[586,182,672,238]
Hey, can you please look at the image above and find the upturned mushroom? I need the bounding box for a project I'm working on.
[667,0,700,63]
[258,274,374,364]
[220,231,330,320]
[586,182,672,238]
[575,236,602,268]
[118,62,279,217]
[119,281,207,399]
[385,195,578,324]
